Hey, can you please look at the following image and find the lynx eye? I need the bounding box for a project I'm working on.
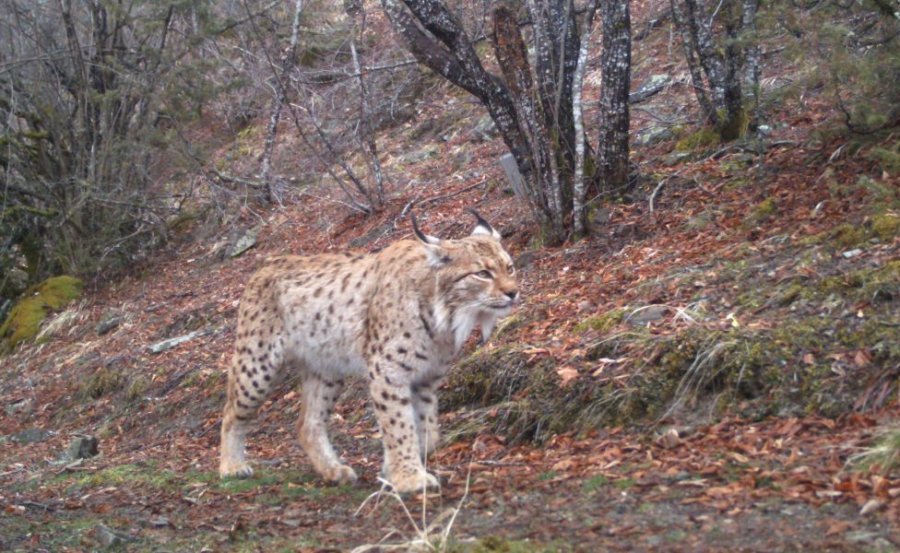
[475,269,493,279]
[507,264,515,274]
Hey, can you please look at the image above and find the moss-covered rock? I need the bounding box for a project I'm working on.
[574,309,625,333]
[871,213,900,241]
[675,127,720,152]
[0,276,82,352]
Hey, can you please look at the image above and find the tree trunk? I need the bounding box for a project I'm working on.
[597,0,632,193]
[572,0,598,237]
[381,0,599,244]
[259,0,305,203]
[671,0,759,140]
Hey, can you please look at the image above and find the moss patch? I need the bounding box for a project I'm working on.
[0,275,82,352]
[574,309,625,333]
[675,127,720,152]
[745,198,778,227]
[871,213,900,241]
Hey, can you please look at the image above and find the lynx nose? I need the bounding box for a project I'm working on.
[505,289,519,301]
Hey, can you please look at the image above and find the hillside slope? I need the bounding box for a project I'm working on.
[1,3,898,551]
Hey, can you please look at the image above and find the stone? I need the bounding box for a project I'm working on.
[470,114,498,142]
[514,251,538,271]
[67,435,99,460]
[229,225,260,258]
[5,398,33,416]
[11,428,54,444]
[148,329,210,354]
[94,524,133,547]
[630,74,671,104]
[401,144,439,164]
[635,126,674,147]
[95,313,123,335]
[348,223,391,249]
[500,153,527,200]
[626,305,669,325]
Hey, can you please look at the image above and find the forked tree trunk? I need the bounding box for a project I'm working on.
[671,0,760,140]
[381,0,610,245]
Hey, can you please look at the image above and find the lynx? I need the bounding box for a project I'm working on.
[219,212,518,492]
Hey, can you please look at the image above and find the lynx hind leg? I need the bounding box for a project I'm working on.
[297,374,358,484]
[219,322,284,479]
[412,382,440,460]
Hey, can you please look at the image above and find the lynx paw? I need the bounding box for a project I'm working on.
[323,464,358,484]
[219,461,254,479]
[388,469,440,494]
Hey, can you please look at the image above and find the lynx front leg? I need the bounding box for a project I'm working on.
[297,374,357,484]
[370,375,439,493]
[412,382,440,460]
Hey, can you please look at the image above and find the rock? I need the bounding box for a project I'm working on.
[629,74,671,104]
[5,398,33,416]
[229,225,260,258]
[514,251,538,271]
[148,516,170,528]
[349,223,392,249]
[11,427,54,444]
[95,313,123,335]
[94,524,133,547]
[500,153,527,200]
[662,152,691,166]
[401,144,439,164]
[635,126,674,146]
[626,305,669,326]
[148,328,210,354]
[67,435,99,460]
[841,248,862,258]
[470,114,498,142]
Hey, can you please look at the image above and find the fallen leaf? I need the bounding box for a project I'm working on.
[825,519,852,536]
[859,498,884,516]
[556,366,579,385]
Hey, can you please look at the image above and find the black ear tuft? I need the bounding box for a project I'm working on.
[469,209,502,240]
[411,212,429,243]
[468,209,493,231]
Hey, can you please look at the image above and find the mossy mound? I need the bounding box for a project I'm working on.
[0,276,83,352]
[444,253,899,443]
[675,127,720,152]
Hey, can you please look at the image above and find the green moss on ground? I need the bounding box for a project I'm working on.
[871,213,900,241]
[574,309,625,333]
[675,127,720,152]
[444,250,899,442]
[0,275,82,352]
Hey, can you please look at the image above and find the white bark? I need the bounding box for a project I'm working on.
[572,0,597,237]
[259,0,304,203]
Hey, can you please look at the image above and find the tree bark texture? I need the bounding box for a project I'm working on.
[572,0,598,237]
[381,0,596,244]
[597,0,631,193]
[670,0,760,140]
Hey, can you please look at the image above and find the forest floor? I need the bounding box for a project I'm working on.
[1,1,899,551]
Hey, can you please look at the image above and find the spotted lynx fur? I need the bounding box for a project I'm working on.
[219,212,518,492]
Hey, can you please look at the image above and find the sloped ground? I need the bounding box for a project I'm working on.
[2,4,899,551]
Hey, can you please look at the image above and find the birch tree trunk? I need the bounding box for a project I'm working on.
[572,0,598,237]
[348,6,386,208]
[259,0,304,203]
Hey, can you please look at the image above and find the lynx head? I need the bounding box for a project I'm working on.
[412,210,519,349]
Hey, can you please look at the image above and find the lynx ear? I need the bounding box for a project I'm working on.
[411,213,450,267]
[469,209,501,240]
